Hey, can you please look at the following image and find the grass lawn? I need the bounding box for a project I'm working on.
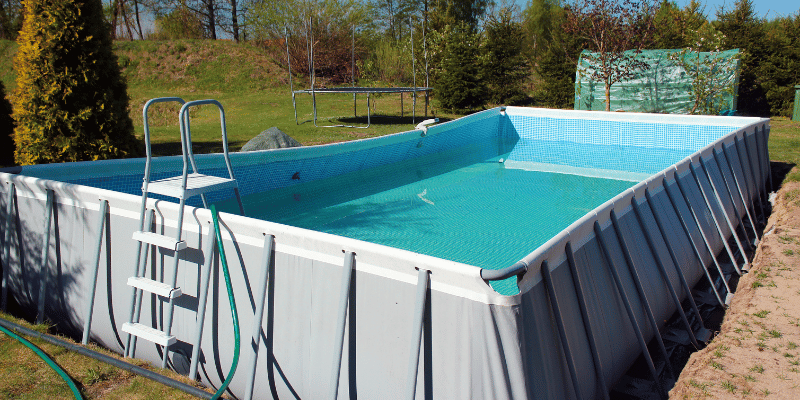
[766,117,800,183]
[0,312,212,400]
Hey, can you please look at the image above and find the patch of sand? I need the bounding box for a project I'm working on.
[671,182,800,399]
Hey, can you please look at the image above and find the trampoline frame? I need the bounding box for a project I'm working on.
[287,19,431,128]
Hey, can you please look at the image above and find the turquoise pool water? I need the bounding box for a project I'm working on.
[217,145,635,295]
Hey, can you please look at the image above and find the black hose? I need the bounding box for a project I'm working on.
[0,317,213,399]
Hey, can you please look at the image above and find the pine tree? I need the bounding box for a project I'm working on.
[0,80,14,167]
[12,0,140,165]
[436,22,486,111]
[482,8,529,105]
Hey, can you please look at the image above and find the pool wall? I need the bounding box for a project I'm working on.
[0,107,770,399]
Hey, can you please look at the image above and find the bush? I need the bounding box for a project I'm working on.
[0,80,14,167]
[12,0,140,165]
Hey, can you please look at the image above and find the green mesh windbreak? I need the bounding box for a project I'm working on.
[574,49,740,114]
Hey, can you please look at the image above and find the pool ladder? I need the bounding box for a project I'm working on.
[122,97,245,370]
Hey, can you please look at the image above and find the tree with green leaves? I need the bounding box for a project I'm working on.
[669,26,740,115]
[564,0,657,111]
[482,7,529,105]
[0,80,14,167]
[12,0,140,165]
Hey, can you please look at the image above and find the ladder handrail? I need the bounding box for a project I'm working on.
[178,99,239,186]
[142,97,186,191]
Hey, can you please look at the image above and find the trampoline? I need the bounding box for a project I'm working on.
[287,20,432,128]
[291,86,432,128]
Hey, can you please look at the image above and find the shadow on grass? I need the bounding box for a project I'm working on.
[331,115,452,126]
[772,161,797,186]
[150,141,248,157]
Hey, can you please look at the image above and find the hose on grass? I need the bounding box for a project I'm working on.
[210,204,241,400]
[0,320,84,400]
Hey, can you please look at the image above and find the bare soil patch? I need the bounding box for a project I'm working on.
[671,182,800,398]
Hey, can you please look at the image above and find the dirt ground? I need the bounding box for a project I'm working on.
[671,181,800,399]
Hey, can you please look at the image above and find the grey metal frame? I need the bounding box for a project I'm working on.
[36,189,54,324]
[1,182,16,311]
[81,199,109,344]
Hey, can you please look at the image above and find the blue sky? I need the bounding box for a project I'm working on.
[672,0,798,19]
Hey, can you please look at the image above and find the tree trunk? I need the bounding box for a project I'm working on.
[111,0,120,40]
[229,0,239,42]
[133,0,143,40]
[605,83,611,111]
[206,0,217,40]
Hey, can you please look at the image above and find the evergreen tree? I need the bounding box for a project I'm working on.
[12,0,140,165]
[482,8,529,105]
[0,80,14,167]
[715,0,769,116]
[436,22,486,110]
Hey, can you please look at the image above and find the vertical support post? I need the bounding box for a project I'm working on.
[564,243,610,400]
[644,188,704,325]
[540,260,584,400]
[406,268,429,400]
[188,222,218,380]
[737,135,766,219]
[1,182,16,311]
[687,165,743,275]
[699,158,751,261]
[745,130,766,205]
[630,196,699,348]
[593,222,668,400]
[36,190,55,324]
[329,251,355,400]
[707,152,753,250]
[718,148,760,244]
[671,172,733,304]
[243,234,276,400]
[609,210,676,380]
[82,199,109,345]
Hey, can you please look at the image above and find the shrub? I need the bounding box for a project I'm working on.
[12,0,140,165]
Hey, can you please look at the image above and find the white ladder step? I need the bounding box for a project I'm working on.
[146,173,238,199]
[132,231,187,251]
[122,322,176,347]
[127,277,182,298]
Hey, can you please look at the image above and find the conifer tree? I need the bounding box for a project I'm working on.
[482,8,529,105]
[436,22,486,110]
[12,0,140,165]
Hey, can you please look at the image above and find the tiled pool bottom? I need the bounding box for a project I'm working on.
[216,152,636,295]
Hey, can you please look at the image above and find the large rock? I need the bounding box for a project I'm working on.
[239,127,302,152]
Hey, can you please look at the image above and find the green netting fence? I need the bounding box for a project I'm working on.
[574,49,740,115]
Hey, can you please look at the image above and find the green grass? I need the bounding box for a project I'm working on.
[768,117,800,183]
[0,312,210,399]
[1,39,464,158]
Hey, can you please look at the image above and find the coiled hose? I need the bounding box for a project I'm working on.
[210,204,241,400]
[0,321,84,400]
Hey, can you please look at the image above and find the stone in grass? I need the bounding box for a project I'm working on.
[239,127,302,151]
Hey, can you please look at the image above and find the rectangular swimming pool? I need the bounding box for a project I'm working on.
[1,106,771,399]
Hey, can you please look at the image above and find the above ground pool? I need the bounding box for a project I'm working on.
[1,106,771,399]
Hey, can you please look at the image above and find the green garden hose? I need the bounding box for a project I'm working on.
[210,204,241,400]
[0,321,84,400]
